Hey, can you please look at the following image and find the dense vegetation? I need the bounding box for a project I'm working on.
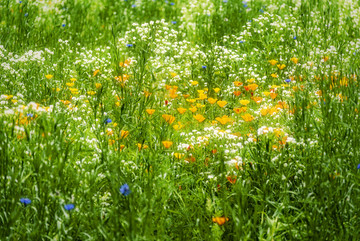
[1,0,360,239]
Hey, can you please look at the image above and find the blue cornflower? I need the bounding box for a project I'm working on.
[24,13,28,17]
[171,21,177,24]
[260,9,264,13]
[27,113,34,117]
[120,183,131,196]
[285,79,291,83]
[126,44,133,47]
[104,118,112,124]
[202,65,207,69]
[131,4,136,7]
[293,36,297,40]
[64,204,75,211]
[20,198,31,206]
[62,24,66,27]
[19,1,22,3]
[357,164,360,169]
[239,40,244,43]
[170,2,175,5]
[243,4,248,7]
[223,0,228,3]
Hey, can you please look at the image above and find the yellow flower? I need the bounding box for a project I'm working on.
[191,81,199,86]
[270,73,278,78]
[277,64,286,70]
[268,60,278,65]
[189,106,197,113]
[208,98,217,104]
[241,113,255,122]
[186,98,196,103]
[290,57,298,64]
[216,100,227,108]
[173,153,184,159]
[87,91,96,95]
[146,109,155,115]
[170,72,177,78]
[66,82,74,87]
[162,114,175,124]
[196,103,205,108]
[246,78,255,83]
[213,88,221,93]
[45,74,53,79]
[143,91,152,97]
[162,141,173,149]
[173,122,184,130]
[5,95,13,100]
[93,69,100,77]
[70,78,77,82]
[193,114,205,123]
[95,83,102,89]
[177,107,187,114]
[239,100,250,106]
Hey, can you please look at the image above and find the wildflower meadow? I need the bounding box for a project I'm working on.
[1,0,360,240]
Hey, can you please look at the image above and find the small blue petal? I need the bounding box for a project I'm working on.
[120,183,131,196]
[20,198,31,205]
[171,21,177,24]
[62,24,66,27]
[202,66,207,69]
[126,44,133,47]
[285,79,291,83]
[293,36,297,40]
[64,204,75,211]
[357,164,360,169]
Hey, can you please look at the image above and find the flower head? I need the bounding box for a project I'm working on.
[120,183,131,196]
[64,204,74,211]
[162,140,173,148]
[104,118,112,124]
[357,164,360,169]
[20,198,31,206]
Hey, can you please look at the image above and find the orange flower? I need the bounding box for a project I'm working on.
[169,89,178,99]
[212,217,229,226]
[251,96,263,104]
[137,143,148,151]
[162,114,175,124]
[119,59,131,67]
[193,114,205,123]
[208,98,217,104]
[146,109,155,115]
[177,107,187,114]
[226,176,237,184]
[233,81,243,87]
[162,141,173,149]
[233,90,241,96]
[216,100,227,108]
[290,57,298,64]
[120,130,129,139]
[241,113,255,122]
[270,93,278,100]
[189,106,197,113]
[215,115,232,125]
[93,69,100,77]
[260,108,268,116]
[233,107,247,114]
